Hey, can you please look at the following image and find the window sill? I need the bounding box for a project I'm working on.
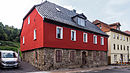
[34,39,37,41]
[56,38,63,40]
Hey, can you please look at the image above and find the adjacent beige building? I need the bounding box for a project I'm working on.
[93,20,130,64]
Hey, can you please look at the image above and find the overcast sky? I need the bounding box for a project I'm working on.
[0,0,130,31]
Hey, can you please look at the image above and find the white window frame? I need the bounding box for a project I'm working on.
[71,30,76,41]
[93,35,97,44]
[23,36,24,45]
[123,36,125,41]
[117,34,119,39]
[101,37,104,45]
[28,16,30,24]
[34,29,36,40]
[113,34,115,39]
[83,33,87,43]
[78,18,85,26]
[56,26,63,39]
[120,35,122,40]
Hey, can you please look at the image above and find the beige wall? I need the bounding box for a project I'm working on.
[107,31,130,64]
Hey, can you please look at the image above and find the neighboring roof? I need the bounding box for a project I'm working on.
[125,31,130,34]
[111,29,130,36]
[109,22,121,26]
[22,1,108,36]
[93,20,130,36]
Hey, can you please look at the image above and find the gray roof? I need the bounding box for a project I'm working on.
[35,1,108,36]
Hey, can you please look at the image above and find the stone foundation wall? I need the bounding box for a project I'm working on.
[22,48,108,71]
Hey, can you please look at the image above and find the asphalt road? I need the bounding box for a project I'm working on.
[1,62,130,73]
[85,67,130,73]
[0,61,39,73]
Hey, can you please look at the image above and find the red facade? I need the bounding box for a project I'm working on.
[20,9,44,51]
[20,8,108,52]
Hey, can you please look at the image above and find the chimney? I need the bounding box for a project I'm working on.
[73,9,76,13]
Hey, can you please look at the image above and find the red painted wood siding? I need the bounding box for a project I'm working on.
[44,22,108,51]
[20,9,44,51]
[21,8,108,52]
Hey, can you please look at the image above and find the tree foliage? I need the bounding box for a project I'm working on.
[0,22,20,42]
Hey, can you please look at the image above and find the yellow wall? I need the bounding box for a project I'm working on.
[107,31,130,64]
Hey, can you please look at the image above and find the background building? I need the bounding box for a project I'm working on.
[93,20,130,64]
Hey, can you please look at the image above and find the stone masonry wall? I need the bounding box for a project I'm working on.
[22,48,108,71]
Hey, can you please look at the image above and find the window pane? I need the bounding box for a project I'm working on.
[28,16,30,24]
[71,30,76,41]
[23,36,24,44]
[56,27,63,39]
[78,18,85,26]
[83,33,87,42]
[34,29,36,40]
[56,50,62,62]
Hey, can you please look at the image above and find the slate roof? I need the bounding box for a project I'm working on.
[24,1,108,36]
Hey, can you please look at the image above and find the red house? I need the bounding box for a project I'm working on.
[20,1,108,70]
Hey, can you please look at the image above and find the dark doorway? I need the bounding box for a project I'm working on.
[82,51,86,65]
[120,54,123,62]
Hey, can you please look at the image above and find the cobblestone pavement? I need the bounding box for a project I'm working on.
[0,61,39,73]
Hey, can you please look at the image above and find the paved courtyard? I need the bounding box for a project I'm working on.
[0,61,39,73]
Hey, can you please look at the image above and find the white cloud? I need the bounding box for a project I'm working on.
[108,0,130,5]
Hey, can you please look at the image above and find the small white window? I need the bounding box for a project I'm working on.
[83,33,87,43]
[28,16,30,24]
[56,26,63,39]
[78,18,85,26]
[93,35,97,44]
[23,36,25,44]
[113,34,115,39]
[101,37,104,45]
[120,35,122,40]
[34,29,36,40]
[71,30,76,41]
[117,34,119,39]
[123,36,125,41]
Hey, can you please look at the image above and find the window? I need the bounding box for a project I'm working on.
[120,35,122,40]
[56,26,63,39]
[127,46,129,51]
[117,45,119,50]
[121,45,122,50]
[127,37,129,42]
[101,37,104,45]
[78,18,85,26]
[123,36,125,41]
[113,34,116,39]
[23,36,24,44]
[71,30,76,41]
[35,50,38,63]
[117,34,119,39]
[83,33,87,43]
[55,50,62,62]
[34,29,36,40]
[28,16,30,24]
[69,51,75,62]
[124,45,125,50]
[93,35,97,44]
[113,44,116,50]
[114,55,117,62]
